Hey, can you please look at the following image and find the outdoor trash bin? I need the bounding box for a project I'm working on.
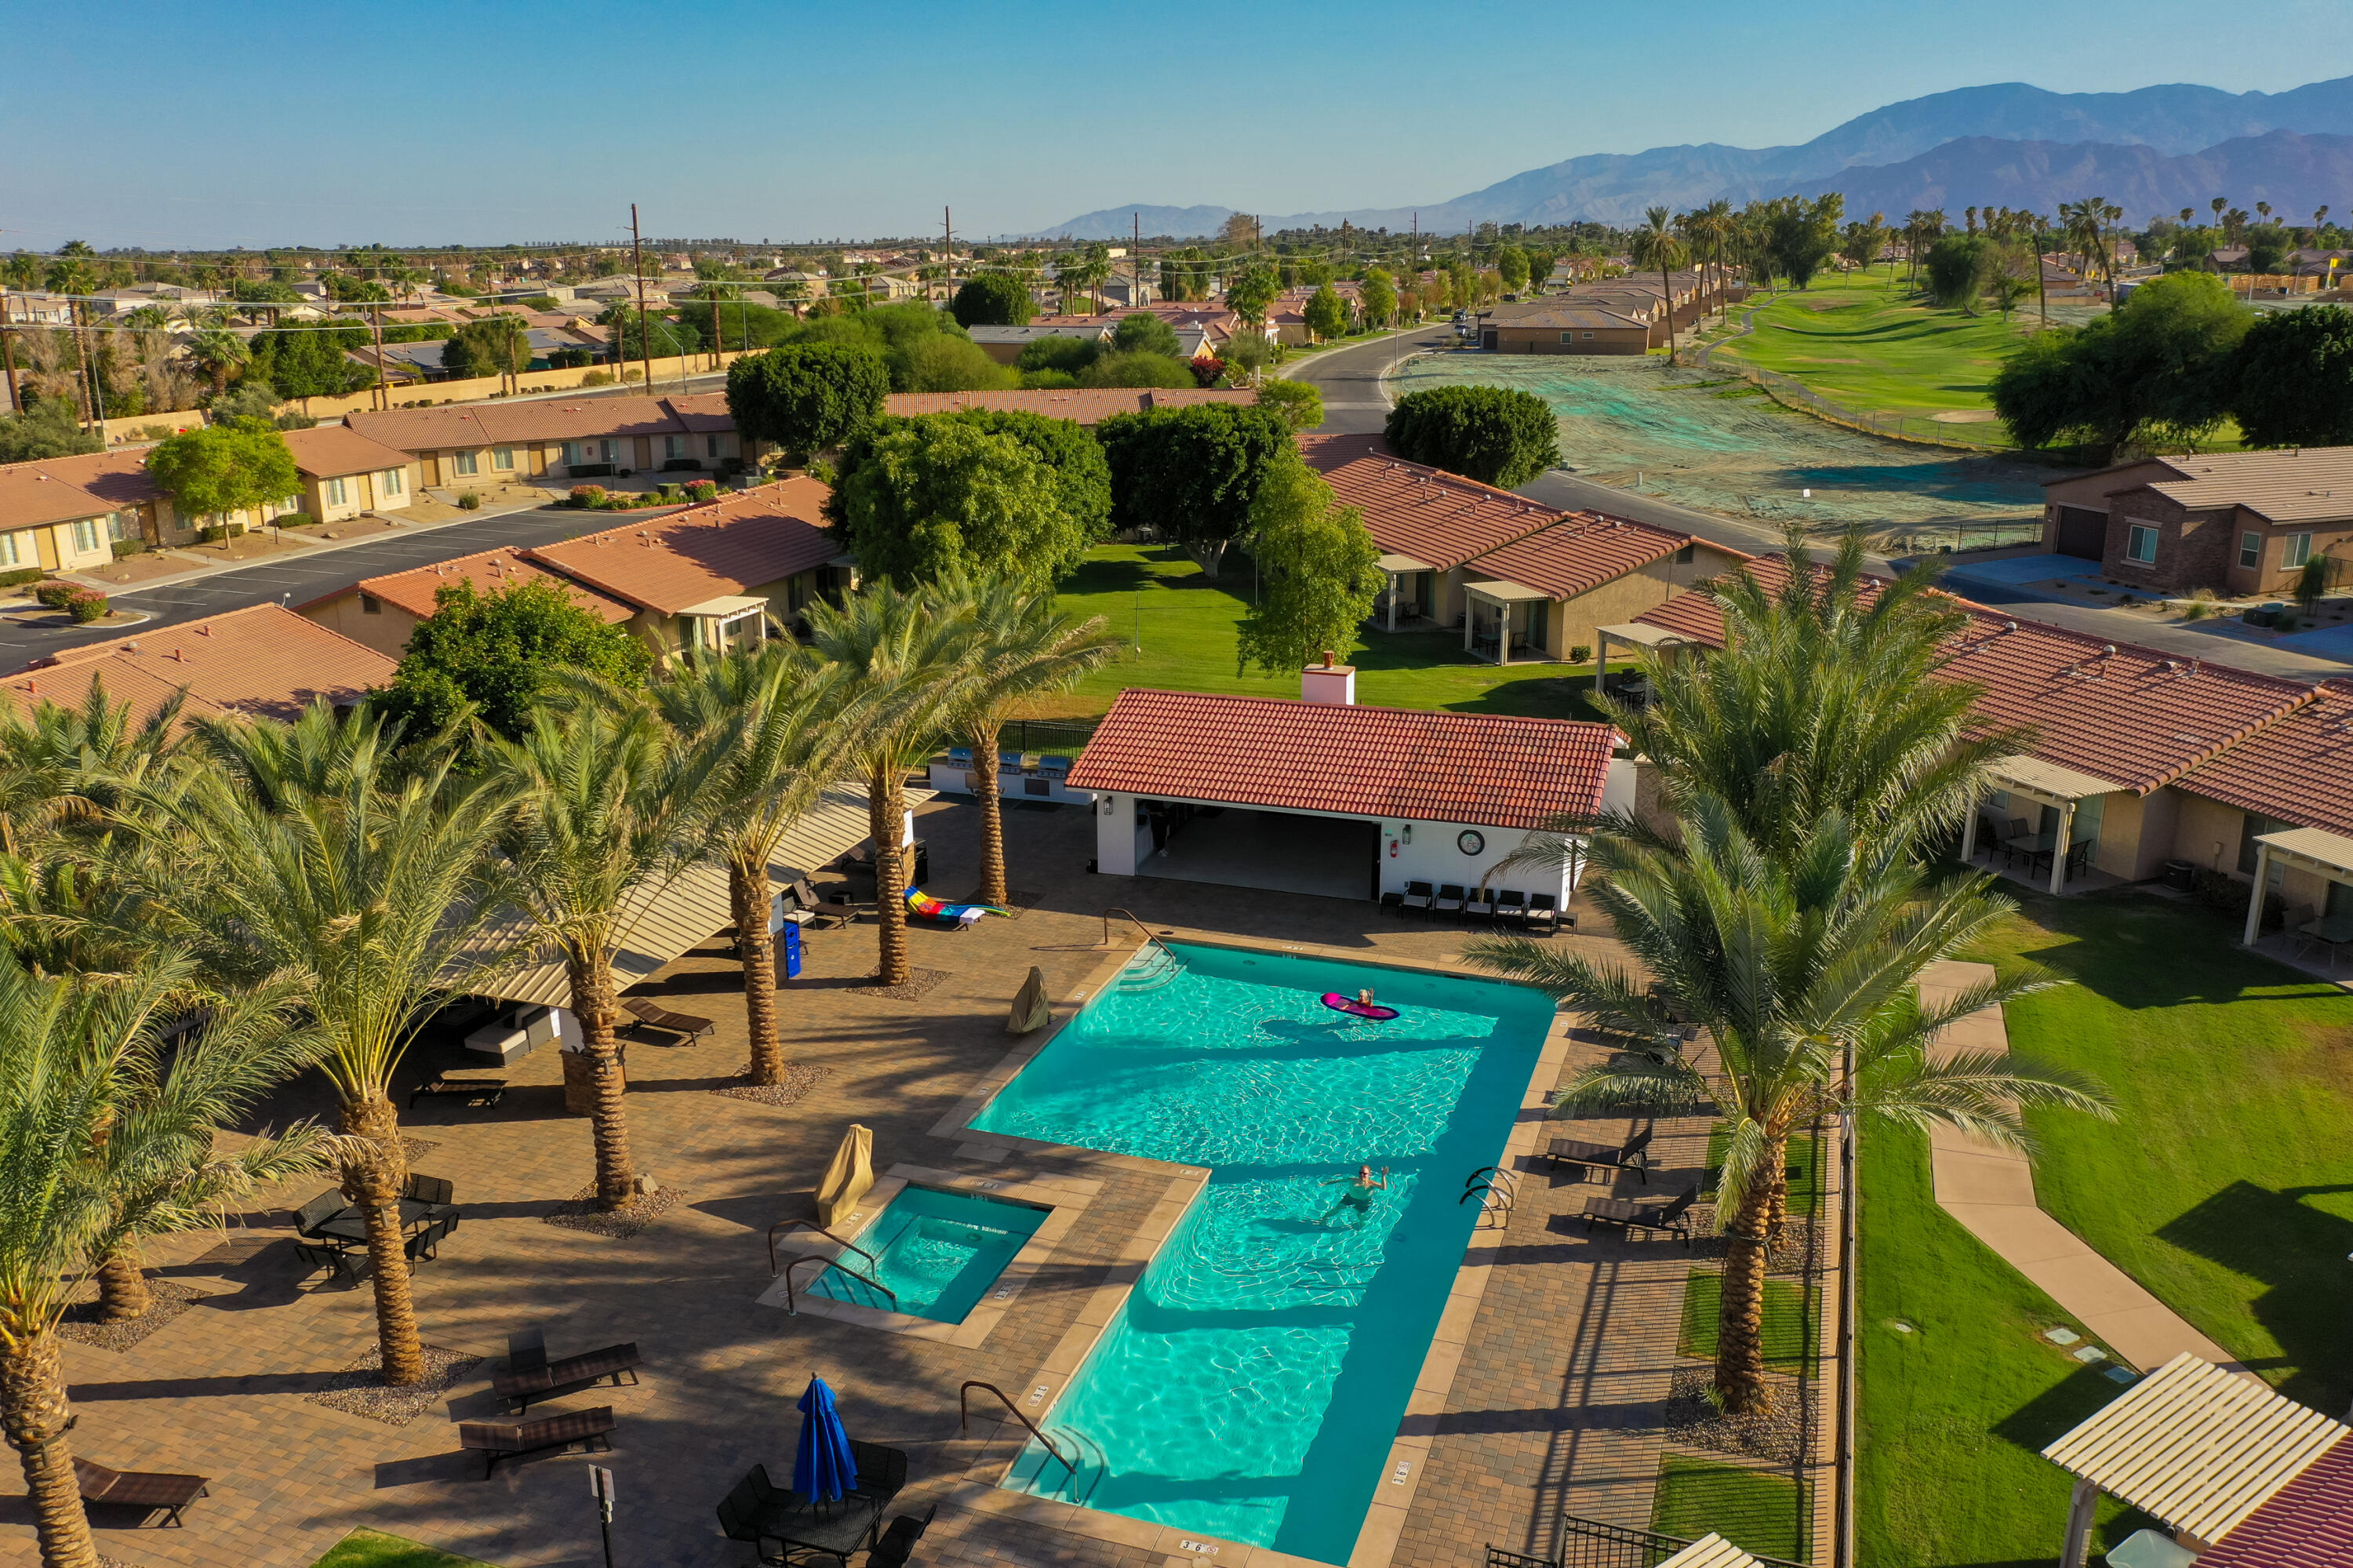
[2163,858,2195,892]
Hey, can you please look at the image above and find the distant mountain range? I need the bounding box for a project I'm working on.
[1035,75,2353,237]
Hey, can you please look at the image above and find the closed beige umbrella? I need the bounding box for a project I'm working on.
[1006,966,1052,1035]
[815,1124,874,1228]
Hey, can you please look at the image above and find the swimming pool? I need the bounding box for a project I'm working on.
[806,1185,1049,1324]
[971,942,1552,1565]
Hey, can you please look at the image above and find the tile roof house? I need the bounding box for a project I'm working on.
[2,604,397,723]
[1300,434,1746,662]
[279,425,420,524]
[299,544,638,659]
[2039,446,2353,595]
[344,395,745,489]
[0,453,168,577]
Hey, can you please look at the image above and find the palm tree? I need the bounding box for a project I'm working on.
[1631,207,1688,364]
[1467,798,2111,1414]
[490,689,726,1206]
[0,680,183,858]
[130,704,520,1384]
[649,646,850,1087]
[933,569,1119,910]
[0,948,334,1568]
[802,584,967,989]
[185,329,249,401]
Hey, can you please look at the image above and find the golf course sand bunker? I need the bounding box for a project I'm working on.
[1396,354,2048,537]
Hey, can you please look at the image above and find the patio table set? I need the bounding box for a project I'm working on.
[289,1173,460,1279]
[717,1377,932,1567]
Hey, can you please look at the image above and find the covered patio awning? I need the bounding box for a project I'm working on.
[1963,754,2129,896]
[1462,577,1549,602]
[2041,1353,2348,1563]
[1375,551,1433,575]
[471,784,918,1010]
[2244,824,2353,945]
[1654,1535,1761,1568]
[1462,577,1550,665]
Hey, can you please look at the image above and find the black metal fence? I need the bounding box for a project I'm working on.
[998,718,1101,759]
[1494,1521,1809,1568]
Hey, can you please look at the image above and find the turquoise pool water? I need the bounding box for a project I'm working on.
[972,943,1551,1565]
[806,1185,1047,1324]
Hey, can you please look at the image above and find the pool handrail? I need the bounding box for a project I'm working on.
[782,1251,898,1316]
[1100,908,1175,955]
[767,1217,882,1278]
[960,1381,1077,1483]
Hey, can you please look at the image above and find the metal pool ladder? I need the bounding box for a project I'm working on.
[1102,908,1183,991]
[1460,1166,1519,1228]
[780,1251,897,1315]
[961,1381,1078,1485]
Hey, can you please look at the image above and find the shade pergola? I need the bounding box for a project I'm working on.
[1653,1534,1762,1568]
[1374,551,1434,632]
[2244,824,2353,944]
[1461,577,1550,665]
[2041,1352,2349,1566]
[1591,620,1693,691]
[1962,754,2127,895]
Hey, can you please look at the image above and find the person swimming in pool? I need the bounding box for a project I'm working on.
[1318,1164,1390,1227]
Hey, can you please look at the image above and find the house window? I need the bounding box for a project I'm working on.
[360,593,382,615]
[664,435,685,459]
[0,531,22,566]
[325,476,347,506]
[380,467,404,497]
[453,450,479,476]
[493,446,515,471]
[2239,813,2296,875]
[2240,530,2262,569]
[1583,331,1596,340]
[104,511,137,542]
[707,434,722,457]
[69,518,100,553]
[1560,333,1575,344]
[2284,533,2314,569]
[1675,544,1695,564]
[562,441,580,466]
[2125,523,2158,565]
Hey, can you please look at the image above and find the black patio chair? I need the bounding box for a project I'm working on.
[1399,880,1435,917]
[1581,1186,1697,1246]
[846,1441,908,1510]
[1494,890,1528,928]
[868,1502,937,1568]
[1525,893,1560,937]
[1463,886,1498,924]
[402,1173,454,1206]
[1433,884,1467,918]
[291,1191,347,1239]
[717,1464,796,1563]
[404,1210,460,1265]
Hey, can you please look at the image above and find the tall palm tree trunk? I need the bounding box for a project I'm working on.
[1714,1139,1787,1415]
[970,719,1009,909]
[338,1093,424,1384]
[868,759,911,988]
[565,956,637,1208]
[733,858,787,1085]
[1660,264,1678,364]
[2,1333,100,1568]
[95,1244,151,1322]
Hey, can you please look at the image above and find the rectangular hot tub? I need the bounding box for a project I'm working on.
[805,1184,1049,1325]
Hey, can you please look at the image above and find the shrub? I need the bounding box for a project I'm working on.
[109,539,147,560]
[0,568,40,589]
[685,480,718,502]
[580,369,615,387]
[32,583,79,609]
[276,512,317,530]
[2191,867,2283,929]
[197,522,247,544]
[661,457,702,472]
[569,485,607,508]
[67,591,107,624]
[456,492,482,511]
[1568,642,1593,663]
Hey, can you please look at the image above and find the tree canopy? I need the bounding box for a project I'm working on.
[369,577,653,742]
[144,418,298,522]
[834,418,1082,588]
[1111,313,1180,358]
[439,316,533,380]
[1096,402,1293,574]
[950,273,1035,328]
[1075,350,1195,389]
[1991,271,2249,453]
[246,321,373,401]
[1383,384,1560,486]
[0,401,101,464]
[896,333,1015,392]
[1257,377,1324,431]
[1225,267,1278,326]
[1304,285,1348,340]
[1235,449,1383,676]
[831,406,1110,560]
[2231,304,2353,448]
[725,341,890,463]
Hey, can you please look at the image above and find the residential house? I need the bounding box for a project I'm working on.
[1470,301,1654,355]
[1,604,397,721]
[0,449,182,571]
[300,544,636,660]
[1300,433,1747,660]
[2041,446,2353,592]
[344,394,744,488]
[281,425,420,523]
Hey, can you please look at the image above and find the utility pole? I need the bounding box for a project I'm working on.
[0,286,16,417]
[630,203,654,394]
[1134,213,1142,305]
[369,300,387,411]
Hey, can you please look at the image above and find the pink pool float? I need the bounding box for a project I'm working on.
[1320,992,1399,1022]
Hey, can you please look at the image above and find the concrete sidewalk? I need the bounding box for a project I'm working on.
[1917,961,2250,1379]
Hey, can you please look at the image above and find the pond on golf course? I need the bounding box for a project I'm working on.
[1393,353,2053,546]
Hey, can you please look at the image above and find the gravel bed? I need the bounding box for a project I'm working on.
[543,1183,684,1239]
[57,1279,208,1352]
[1664,1364,1816,1464]
[849,966,951,999]
[1690,1214,1827,1276]
[711,1063,828,1108]
[306,1344,481,1427]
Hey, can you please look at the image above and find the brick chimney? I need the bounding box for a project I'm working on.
[1301,650,1356,706]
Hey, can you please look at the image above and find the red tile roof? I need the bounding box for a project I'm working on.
[1470,515,1694,600]
[1627,556,2319,795]
[524,478,838,615]
[880,387,1256,424]
[1065,688,1617,831]
[280,424,415,479]
[1300,434,1566,572]
[0,464,115,530]
[325,546,638,624]
[2197,1435,2353,1568]
[3,605,396,722]
[2177,679,2353,835]
[9,449,167,514]
[345,394,733,450]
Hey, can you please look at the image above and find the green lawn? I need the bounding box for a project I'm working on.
[1042,544,1620,721]
[1711,282,2030,419]
[1652,1455,1812,1563]
[311,1530,496,1568]
[1678,1268,1817,1366]
[1857,1123,2151,1567]
[1977,889,2353,1411]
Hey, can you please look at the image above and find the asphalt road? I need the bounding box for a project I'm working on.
[0,504,602,670]
[1289,330,2348,680]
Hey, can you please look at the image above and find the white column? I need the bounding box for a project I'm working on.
[1595,629,1609,696]
[2048,800,2076,896]
[1462,595,1474,654]
[1959,797,1980,863]
[2243,842,2272,944]
[2060,1477,2098,1568]
[1386,573,1398,633]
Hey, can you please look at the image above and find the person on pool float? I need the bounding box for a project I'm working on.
[1318,1164,1390,1226]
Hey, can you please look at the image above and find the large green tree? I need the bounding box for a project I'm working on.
[1096,402,1294,575]
[1075,350,1195,389]
[1991,270,2249,454]
[0,402,100,464]
[1303,285,1349,342]
[372,577,653,744]
[144,417,297,525]
[439,315,533,384]
[1111,313,1180,358]
[2231,304,2353,448]
[835,417,1082,588]
[726,341,889,464]
[950,272,1035,328]
[246,321,373,402]
[1383,384,1559,487]
[1234,449,1383,676]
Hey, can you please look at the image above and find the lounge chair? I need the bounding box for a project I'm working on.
[73,1455,209,1526]
[620,996,713,1044]
[1525,893,1560,936]
[1433,883,1467,918]
[1399,881,1435,918]
[1494,890,1527,928]
[1546,1126,1653,1184]
[493,1337,643,1413]
[868,1503,937,1568]
[457,1406,615,1477]
[1581,1186,1697,1246]
[407,1074,507,1110]
[787,875,858,930]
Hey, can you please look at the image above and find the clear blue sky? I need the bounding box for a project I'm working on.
[4,0,2348,249]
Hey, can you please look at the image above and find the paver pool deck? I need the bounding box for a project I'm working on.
[0,795,1730,1568]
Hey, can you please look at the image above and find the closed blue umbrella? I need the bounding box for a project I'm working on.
[794,1376,859,1504]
